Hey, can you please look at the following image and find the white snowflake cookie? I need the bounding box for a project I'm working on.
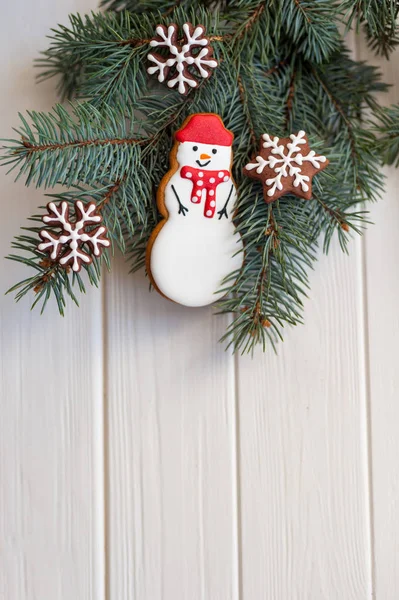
[38,200,110,272]
[147,23,218,95]
[244,130,329,203]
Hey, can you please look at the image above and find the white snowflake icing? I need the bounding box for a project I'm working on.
[147,23,218,95]
[245,130,327,197]
[38,200,110,272]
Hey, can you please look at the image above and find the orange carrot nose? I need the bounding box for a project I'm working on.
[200,153,211,160]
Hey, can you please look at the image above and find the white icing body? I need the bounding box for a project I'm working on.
[150,141,243,307]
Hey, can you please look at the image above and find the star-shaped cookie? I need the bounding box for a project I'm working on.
[243,130,328,203]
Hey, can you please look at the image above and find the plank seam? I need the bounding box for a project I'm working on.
[360,228,376,598]
[355,25,376,599]
[232,346,243,600]
[354,29,376,599]
[101,270,111,600]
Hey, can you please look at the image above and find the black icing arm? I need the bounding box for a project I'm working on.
[171,184,189,216]
[217,185,234,220]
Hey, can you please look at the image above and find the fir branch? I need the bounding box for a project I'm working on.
[264,58,289,78]
[285,63,297,130]
[101,0,207,12]
[314,193,349,232]
[35,4,291,104]
[219,193,317,353]
[6,238,103,315]
[243,2,265,31]
[1,103,145,188]
[289,46,386,203]
[36,11,150,102]
[237,74,257,148]
[309,63,359,175]
[282,0,341,62]
[227,2,275,62]
[373,104,399,167]
[248,207,280,335]
[4,173,156,312]
[341,0,399,58]
[35,9,227,104]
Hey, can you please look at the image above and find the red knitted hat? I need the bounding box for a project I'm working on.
[175,114,234,147]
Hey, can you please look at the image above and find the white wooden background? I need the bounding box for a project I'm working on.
[1,2,398,599]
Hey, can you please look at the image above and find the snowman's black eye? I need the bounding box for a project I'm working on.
[193,146,198,151]
[212,149,217,154]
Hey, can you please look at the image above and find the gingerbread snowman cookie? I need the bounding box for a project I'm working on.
[146,113,243,307]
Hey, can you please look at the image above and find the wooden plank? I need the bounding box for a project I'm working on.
[356,38,399,600]
[236,30,375,599]
[105,257,238,600]
[236,240,372,599]
[0,1,104,599]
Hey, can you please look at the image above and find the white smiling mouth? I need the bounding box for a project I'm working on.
[196,159,211,167]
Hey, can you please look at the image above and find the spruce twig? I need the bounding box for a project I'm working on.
[341,0,399,58]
